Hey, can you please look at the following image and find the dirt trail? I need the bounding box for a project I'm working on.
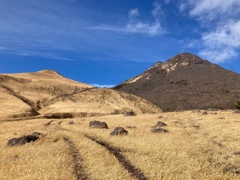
[85,135,148,180]
[44,87,97,107]
[0,84,40,111]
[63,136,88,180]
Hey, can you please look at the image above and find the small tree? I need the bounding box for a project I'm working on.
[235,100,240,110]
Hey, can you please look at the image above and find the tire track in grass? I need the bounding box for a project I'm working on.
[85,135,148,180]
[63,136,88,180]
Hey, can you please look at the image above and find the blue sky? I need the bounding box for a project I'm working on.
[1,0,240,86]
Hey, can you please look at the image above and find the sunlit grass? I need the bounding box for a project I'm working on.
[0,111,239,179]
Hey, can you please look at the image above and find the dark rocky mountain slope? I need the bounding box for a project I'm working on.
[114,53,240,111]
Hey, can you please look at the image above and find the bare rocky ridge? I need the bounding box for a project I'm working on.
[0,70,161,119]
[114,53,240,111]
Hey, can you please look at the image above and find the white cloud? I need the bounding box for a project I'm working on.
[185,39,199,48]
[152,1,162,18]
[179,2,187,12]
[129,9,139,18]
[91,84,115,88]
[127,1,163,36]
[90,2,163,37]
[126,21,161,36]
[182,0,240,63]
[199,20,240,63]
[0,0,164,63]
[189,0,240,21]
[199,49,237,63]
[202,21,240,49]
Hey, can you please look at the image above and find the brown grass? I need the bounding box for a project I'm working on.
[0,71,161,120]
[0,110,239,179]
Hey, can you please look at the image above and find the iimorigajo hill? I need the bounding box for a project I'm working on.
[0,70,161,120]
[114,53,240,111]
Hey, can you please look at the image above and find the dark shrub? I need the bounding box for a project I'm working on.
[235,100,240,110]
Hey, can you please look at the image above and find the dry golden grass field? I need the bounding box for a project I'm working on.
[0,110,239,180]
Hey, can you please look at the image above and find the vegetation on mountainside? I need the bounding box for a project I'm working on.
[235,100,240,110]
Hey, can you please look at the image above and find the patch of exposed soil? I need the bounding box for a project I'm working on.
[63,137,88,180]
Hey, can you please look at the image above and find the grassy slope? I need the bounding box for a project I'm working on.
[0,70,161,120]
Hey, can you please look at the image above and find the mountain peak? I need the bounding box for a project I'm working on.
[166,52,206,65]
[148,53,206,72]
[159,52,210,73]
[37,69,60,74]
[114,52,240,111]
[36,70,62,77]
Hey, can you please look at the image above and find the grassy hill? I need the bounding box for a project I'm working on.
[0,70,161,120]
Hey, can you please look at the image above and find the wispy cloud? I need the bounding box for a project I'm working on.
[182,0,240,63]
[0,46,75,61]
[91,84,115,88]
[0,0,165,63]
[89,1,164,37]
[128,9,139,18]
[0,0,92,60]
[152,1,163,18]
[126,21,162,37]
[188,0,240,22]
[164,0,171,4]
[199,20,240,63]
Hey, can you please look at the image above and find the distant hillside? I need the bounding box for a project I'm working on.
[0,70,161,119]
[114,53,240,111]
